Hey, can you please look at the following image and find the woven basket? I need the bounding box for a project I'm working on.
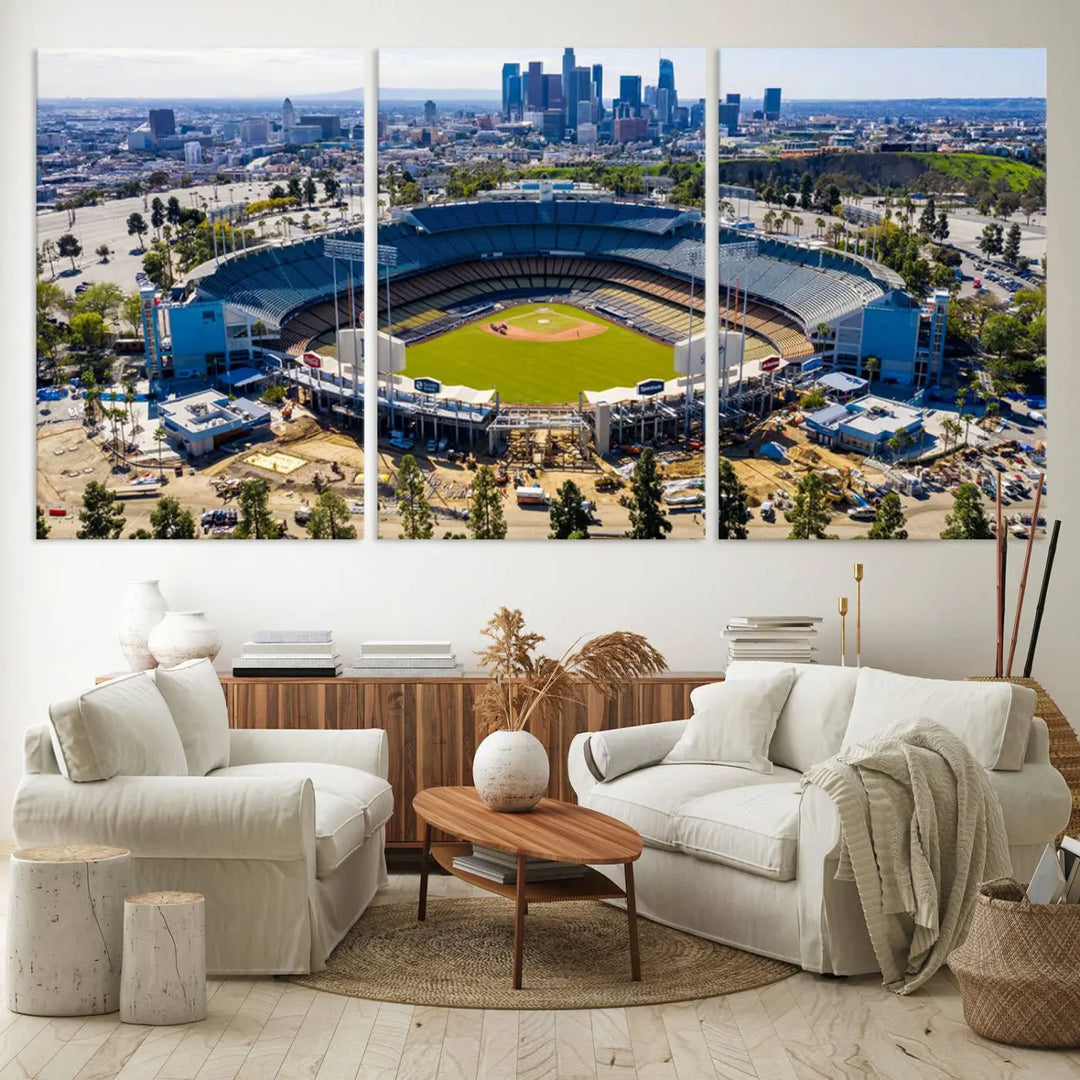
[949,879,1080,1047]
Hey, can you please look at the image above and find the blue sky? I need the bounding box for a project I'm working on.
[37,47,1045,102]
[379,48,706,99]
[720,48,1046,101]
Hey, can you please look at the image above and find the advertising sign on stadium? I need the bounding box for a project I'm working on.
[761,357,781,373]
[414,377,442,395]
[637,379,666,396]
[302,352,322,369]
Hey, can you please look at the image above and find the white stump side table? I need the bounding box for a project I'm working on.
[7,844,131,1016]
[120,891,207,1026]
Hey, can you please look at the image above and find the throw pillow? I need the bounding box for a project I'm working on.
[48,672,188,781]
[842,668,1036,771]
[663,669,795,773]
[153,658,231,775]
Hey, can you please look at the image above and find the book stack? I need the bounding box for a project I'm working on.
[344,641,463,679]
[1027,836,1080,904]
[232,631,341,677]
[452,844,587,885]
[722,616,822,666]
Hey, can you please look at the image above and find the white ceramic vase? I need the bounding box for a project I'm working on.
[147,611,222,670]
[472,729,550,812]
[119,580,169,672]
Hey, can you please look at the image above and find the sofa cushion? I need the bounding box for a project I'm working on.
[49,673,188,781]
[726,661,859,773]
[210,762,394,838]
[663,670,795,774]
[153,659,230,776]
[675,783,802,881]
[584,762,802,851]
[313,792,370,876]
[842,668,1036,771]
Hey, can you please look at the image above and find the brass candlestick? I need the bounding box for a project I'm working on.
[853,563,864,667]
[838,596,849,667]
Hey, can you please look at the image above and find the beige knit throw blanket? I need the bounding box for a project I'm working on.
[803,719,1011,994]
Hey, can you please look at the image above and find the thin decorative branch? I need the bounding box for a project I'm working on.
[474,609,667,733]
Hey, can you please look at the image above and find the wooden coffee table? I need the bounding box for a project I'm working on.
[413,786,644,990]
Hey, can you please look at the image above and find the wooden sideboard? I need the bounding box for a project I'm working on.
[221,673,720,847]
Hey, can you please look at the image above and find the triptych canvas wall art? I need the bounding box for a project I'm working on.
[35,47,1047,541]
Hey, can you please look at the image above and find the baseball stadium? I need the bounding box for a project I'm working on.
[189,188,905,455]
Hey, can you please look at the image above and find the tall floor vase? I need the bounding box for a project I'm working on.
[119,580,168,672]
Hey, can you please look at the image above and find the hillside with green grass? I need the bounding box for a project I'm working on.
[905,152,1043,192]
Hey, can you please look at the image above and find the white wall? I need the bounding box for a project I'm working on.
[2,1,1076,838]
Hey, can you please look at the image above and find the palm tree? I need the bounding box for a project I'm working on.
[791,214,803,238]
[863,356,879,383]
[41,239,57,279]
[961,412,975,446]
[762,209,776,235]
[814,216,826,239]
[153,425,168,480]
[84,384,100,428]
[123,379,137,433]
[779,210,791,235]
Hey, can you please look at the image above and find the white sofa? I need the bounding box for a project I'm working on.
[568,664,1072,976]
[12,661,392,976]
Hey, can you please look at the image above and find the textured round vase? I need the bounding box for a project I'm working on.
[147,611,222,669]
[472,729,550,812]
[118,580,169,672]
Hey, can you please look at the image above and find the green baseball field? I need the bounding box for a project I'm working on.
[401,302,677,404]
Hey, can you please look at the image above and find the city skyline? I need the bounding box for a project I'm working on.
[380,48,706,101]
[720,48,1046,102]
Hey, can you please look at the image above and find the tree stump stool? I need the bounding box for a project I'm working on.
[120,891,207,1026]
[7,844,131,1015]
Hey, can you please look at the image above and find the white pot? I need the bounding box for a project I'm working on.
[118,580,169,672]
[147,611,222,670]
[472,729,550,812]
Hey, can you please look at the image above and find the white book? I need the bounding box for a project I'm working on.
[349,656,459,668]
[241,641,337,657]
[1059,835,1080,859]
[1027,844,1067,904]
[230,656,339,665]
[727,616,823,626]
[252,630,333,644]
[358,640,453,658]
[343,666,464,679]
[723,628,819,639]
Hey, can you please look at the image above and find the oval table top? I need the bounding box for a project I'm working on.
[413,786,643,865]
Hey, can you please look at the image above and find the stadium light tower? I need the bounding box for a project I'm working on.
[323,238,399,417]
[684,243,704,439]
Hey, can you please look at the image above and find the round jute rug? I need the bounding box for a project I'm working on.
[286,898,797,1009]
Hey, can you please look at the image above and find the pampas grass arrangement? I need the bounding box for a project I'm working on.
[475,607,667,733]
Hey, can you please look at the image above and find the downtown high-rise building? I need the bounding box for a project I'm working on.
[148,109,175,139]
[657,57,676,124]
[543,73,563,111]
[720,92,741,136]
[527,61,544,109]
[502,62,521,119]
[619,74,642,115]
[561,47,575,122]
[764,86,782,121]
[592,64,603,121]
[423,100,437,126]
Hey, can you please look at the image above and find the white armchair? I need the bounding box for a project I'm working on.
[13,664,393,976]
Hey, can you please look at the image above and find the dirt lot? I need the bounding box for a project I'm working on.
[37,414,365,540]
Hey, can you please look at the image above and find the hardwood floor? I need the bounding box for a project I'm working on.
[0,865,1076,1080]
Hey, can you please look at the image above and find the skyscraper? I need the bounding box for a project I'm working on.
[502,63,521,119]
[720,93,741,136]
[148,109,175,139]
[619,75,642,115]
[764,87,782,121]
[561,47,575,121]
[592,64,603,121]
[424,100,437,126]
[543,74,563,111]
[657,58,676,124]
[281,98,295,140]
[507,74,522,120]
[527,62,544,109]
[567,66,590,129]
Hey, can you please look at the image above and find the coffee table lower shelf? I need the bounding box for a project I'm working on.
[419,839,641,989]
[429,843,627,903]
